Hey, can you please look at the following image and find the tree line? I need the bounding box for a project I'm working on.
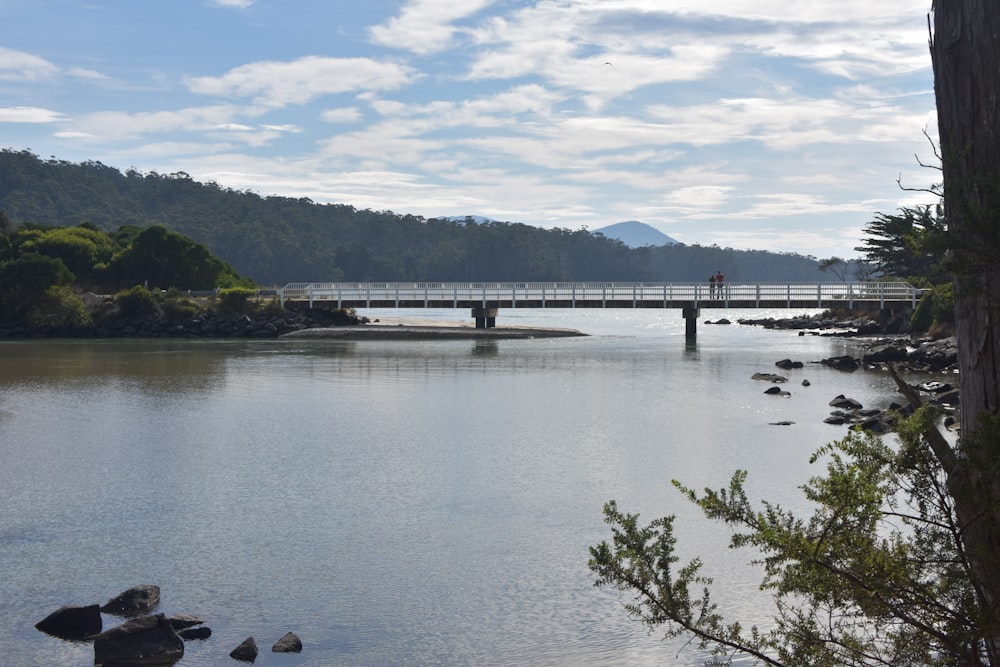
[0,149,824,286]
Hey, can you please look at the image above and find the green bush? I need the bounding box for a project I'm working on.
[27,285,91,329]
[216,287,257,315]
[115,285,159,317]
[161,297,204,320]
[911,282,955,332]
[0,253,75,323]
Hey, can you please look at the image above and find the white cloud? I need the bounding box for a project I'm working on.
[260,124,301,133]
[208,0,254,8]
[186,56,418,107]
[321,107,363,123]
[369,0,496,55]
[0,106,65,123]
[66,67,110,81]
[0,47,58,81]
[64,105,280,146]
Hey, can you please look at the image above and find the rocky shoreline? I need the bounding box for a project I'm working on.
[738,311,960,434]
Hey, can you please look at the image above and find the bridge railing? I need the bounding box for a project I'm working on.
[277,282,922,308]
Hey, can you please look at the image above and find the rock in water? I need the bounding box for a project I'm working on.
[179,626,212,640]
[272,631,303,652]
[35,604,102,639]
[100,584,160,615]
[230,636,258,662]
[93,614,183,665]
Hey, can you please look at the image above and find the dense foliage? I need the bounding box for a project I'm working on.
[0,221,251,327]
[855,204,949,285]
[0,149,824,285]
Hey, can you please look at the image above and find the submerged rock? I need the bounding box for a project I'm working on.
[752,372,788,383]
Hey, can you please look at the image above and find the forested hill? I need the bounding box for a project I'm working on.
[0,149,822,286]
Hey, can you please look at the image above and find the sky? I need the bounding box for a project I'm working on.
[1,0,940,259]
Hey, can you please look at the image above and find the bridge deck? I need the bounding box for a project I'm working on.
[278,281,921,310]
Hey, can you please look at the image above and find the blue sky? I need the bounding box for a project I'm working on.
[1,0,938,259]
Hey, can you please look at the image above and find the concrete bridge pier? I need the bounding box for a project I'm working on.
[879,307,894,330]
[682,306,699,339]
[472,307,498,329]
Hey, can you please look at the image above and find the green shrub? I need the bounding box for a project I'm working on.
[911,282,955,332]
[115,285,159,317]
[27,285,91,329]
[217,287,257,315]
[0,253,75,323]
[162,297,203,319]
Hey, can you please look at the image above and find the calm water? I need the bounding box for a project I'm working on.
[0,309,903,666]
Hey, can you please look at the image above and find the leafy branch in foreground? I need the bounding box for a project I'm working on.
[589,417,989,666]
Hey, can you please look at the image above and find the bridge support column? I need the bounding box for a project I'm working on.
[472,307,498,329]
[682,306,699,339]
[879,307,894,330]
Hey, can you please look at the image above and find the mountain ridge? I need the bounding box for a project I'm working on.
[0,149,823,284]
[592,221,679,247]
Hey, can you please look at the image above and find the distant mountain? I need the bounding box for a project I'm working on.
[444,215,496,224]
[592,221,679,248]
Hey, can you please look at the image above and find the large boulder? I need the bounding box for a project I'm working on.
[35,604,102,639]
[230,636,258,662]
[272,631,303,653]
[863,344,909,363]
[101,585,160,616]
[821,355,860,371]
[93,614,183,666]
[829,395,863,410]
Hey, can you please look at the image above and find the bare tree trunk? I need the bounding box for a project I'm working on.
[931,1,1000,660]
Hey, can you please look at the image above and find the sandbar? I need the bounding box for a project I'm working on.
[281,316,585,340]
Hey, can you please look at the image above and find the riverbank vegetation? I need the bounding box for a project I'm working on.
[0,220,291,335]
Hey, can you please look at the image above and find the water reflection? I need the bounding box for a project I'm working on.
[472,340,499,356]
[0,340,230,396]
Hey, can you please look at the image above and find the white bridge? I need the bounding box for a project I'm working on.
[277,281,922,333]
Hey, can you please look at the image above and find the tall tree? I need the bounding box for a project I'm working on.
[932,0,1000,436]
[930,0,1000,658]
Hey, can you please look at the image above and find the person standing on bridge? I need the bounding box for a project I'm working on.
[716,271,725,299]
[708,273,717,298]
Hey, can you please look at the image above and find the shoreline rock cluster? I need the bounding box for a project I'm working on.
[35,584,301,665]
[753,342,960,434]
[736,309,913,336]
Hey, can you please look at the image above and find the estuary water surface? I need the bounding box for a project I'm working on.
[0,309,902,666]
